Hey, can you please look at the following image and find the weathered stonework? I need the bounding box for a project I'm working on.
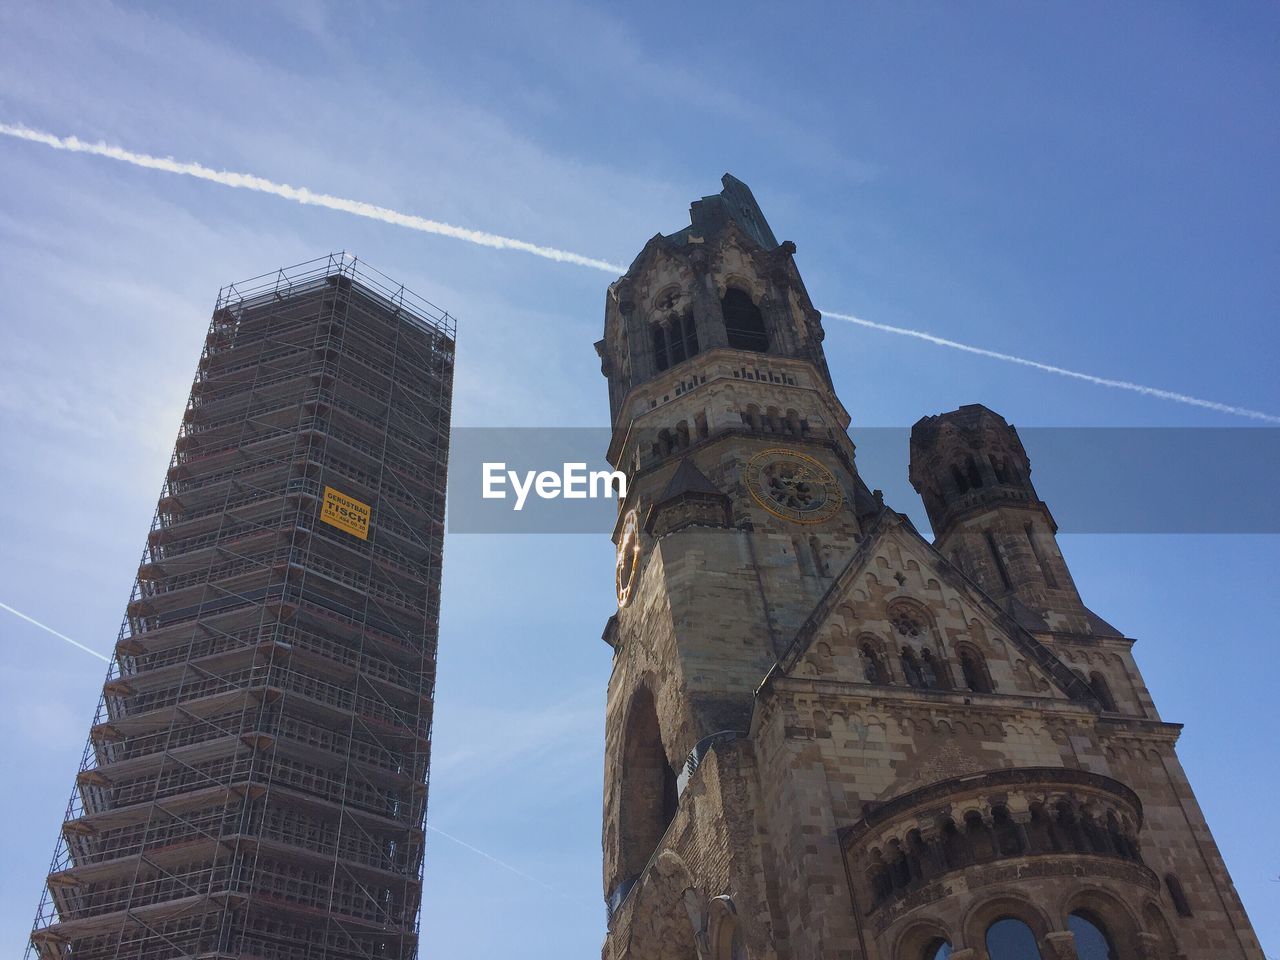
[597,175,1261,960]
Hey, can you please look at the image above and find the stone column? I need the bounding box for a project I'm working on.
[695,271,728,350]
[1041,931,1077,960]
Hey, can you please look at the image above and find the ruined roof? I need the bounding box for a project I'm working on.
[664,173,779,251]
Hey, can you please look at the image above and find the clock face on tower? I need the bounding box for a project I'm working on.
[615,508,641,607]
[746,448,843,524]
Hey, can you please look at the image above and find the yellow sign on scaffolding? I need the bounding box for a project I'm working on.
[321,486,371,540]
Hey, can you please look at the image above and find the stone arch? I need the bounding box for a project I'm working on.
[1088,671,1118,711]
[1141,900,1178,956]
[938,815,971,869]
[721,285,768,353]
[1061,886,1142,959]
[716,268,765,303]
[618,686,678,888]
[867,846,894,903]
[857,633,892,685]
[962,807,996,861]
[900,645,926,688]
[961,891,1053,952]
[709,895,749,960]
[892,918,955,960]
[956,640,995,694]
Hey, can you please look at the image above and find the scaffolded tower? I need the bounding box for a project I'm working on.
[28,254,455,960]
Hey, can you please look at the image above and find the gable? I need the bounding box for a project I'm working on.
[784,512,1094,705]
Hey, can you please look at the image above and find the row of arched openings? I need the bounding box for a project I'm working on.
[652,414,710,459]
[739,403,809,439]
[922,910,1115,960]
[868,797,1141,907]
[859,604,996,695]
[948,452,1024,495]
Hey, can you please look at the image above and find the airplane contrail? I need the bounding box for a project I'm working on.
[821,311,1280,424]
[0,122,626,274]
[425,822,561,894]
[0,600,110,662]
[3,121,1274,423]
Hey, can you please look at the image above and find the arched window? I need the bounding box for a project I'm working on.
[1104,810,1126,857]
[786,408,803,437]
[1080,808,1110,854]
[959,646,993,694]
[1088,671,1117,711]
[920,649,950,689]
[1026,802,1059,853]
[652,312,699,372]
[722,288,768,352]
[1056,799,1087,852]
[985,917,1042,959]
[951,464,969,494]
[653,323,669,371]
[867,850,892,903]
[965,455,984,489]
[1067,911,1116,960]
[1165,873,1193,917]
[887,839,911,889]
[618,688,676,885]
[861,643,886,684]
[907,829,935,880]
[656,428,675,458]
[965,809,995,861]
[991,805,1023,856]
[922,938,952,960]
[939,817,970,868]
[716,914,749,960]
[901,648,925,688]
[1142,902,1178,956]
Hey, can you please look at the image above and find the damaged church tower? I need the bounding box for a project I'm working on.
[595,176,1261,960]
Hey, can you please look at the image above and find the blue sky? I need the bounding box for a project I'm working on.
[0,2,1276,956]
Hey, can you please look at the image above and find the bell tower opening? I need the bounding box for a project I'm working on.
[654,311,699,372]
[722,287,769,352]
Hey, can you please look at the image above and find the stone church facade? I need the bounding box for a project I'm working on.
[594,176,1262,960]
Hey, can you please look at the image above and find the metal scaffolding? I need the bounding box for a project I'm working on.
[28,253,455,960]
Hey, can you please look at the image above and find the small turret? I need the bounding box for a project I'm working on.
[909,405,1097,634]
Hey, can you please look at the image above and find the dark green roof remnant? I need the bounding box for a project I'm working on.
[665,173,779,250]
